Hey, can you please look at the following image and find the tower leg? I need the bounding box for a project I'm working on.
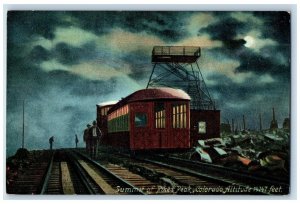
[147,63,157,88]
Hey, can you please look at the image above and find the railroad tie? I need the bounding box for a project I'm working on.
[78,160,117,195]
[60,162,76,194]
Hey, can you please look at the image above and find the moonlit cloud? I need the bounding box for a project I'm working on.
[230,12,264,26]
[241,31,278,52]
[175,35,222,48]
[40,59,69,72]
[96,28,165,54]
[186,13,216,36]
[70,62,132,81]
[257,74,275,84]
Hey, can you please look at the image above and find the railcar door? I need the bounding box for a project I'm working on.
[130,103,152,150]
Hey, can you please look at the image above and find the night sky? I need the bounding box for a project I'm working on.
[6,11,291,156]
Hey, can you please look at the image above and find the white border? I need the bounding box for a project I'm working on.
[1,2,298,202]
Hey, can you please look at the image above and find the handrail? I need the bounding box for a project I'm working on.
[152,46,201,57]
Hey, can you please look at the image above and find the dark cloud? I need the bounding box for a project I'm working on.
[199,17,245,41]
[255,11,291,44]
[7,11,70,42]
[69,11,189,42]
[199,16,247,49]
[235,46,290,80]
[30,45,51,63]
[118,51,152,81]
[69,77,115,97]
[53,42,98,65]
[223,39,246,50]
[207,73,290,129]
[206,44,290,82]
[6,39,116,157]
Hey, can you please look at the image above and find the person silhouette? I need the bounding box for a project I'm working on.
[75,134,79,148]
[49,136,54,150]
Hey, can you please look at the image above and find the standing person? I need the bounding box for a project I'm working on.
[89,120,102,158]
[49,136,54,150]
[83,124,91,153]
[75,134,79,148]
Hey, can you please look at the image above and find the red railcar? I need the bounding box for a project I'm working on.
[96,101,117,145]
[104,87,191,151]
[96,87,220,151]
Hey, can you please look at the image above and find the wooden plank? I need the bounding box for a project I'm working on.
[60,162,76,195]
[78,160,117,194]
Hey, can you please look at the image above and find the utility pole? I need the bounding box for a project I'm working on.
[259,113,262,131]
[243,115,246,131]
[22,100,25,149]
[270,107,278,130]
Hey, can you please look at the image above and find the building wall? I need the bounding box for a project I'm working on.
[190,110,220,147]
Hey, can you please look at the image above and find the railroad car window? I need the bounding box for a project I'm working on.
[135,113,147,127]
[155,102,165,128]
[107,105,129,133]
[198,121,206,133]
[105,107,109,115]
[172,104,187,128]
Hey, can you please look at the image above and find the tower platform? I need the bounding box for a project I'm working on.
[152,46,201,63]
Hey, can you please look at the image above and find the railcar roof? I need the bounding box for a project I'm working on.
[108,87,190,113]
[97,100,118,107]
[130,87,191,101]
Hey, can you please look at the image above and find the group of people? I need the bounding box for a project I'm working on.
[47,120,102,158]
[83,120,102,158]
[48,135,79,150]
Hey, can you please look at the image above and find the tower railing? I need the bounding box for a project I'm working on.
[152,46,201,63]
[152,46,201,56]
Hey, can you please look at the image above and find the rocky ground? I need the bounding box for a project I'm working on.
[185,128,290,179]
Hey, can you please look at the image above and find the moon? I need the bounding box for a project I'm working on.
[244,36,255,47]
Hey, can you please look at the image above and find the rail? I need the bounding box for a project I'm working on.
[143,154,290,194]
[40,151,55,194]
[74,150,145,195]
[67,151,97,194]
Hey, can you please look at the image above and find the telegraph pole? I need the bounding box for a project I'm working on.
[259,113,262,131]
[22,100,25,149]
[243,115,246,131]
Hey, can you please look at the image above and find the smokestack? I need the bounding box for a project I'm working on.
[272,107,276,121]
[232,119,234,133]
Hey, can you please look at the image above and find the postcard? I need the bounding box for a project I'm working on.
[6,10,291,196]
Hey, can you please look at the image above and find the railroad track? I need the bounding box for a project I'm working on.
[83,151,243,195]
[93,150,289,195]
[137,153,290,195]
[69,150,145,195]
[7,148,289,195]
[7,150,54,194]
[74,151,174,194]
[41,150,93,194]
[42,149,148,195]
[8,149,146,195]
